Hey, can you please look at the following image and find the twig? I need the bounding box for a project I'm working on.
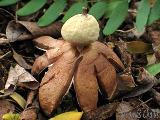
[128,9,137,14]
[0,51,12,60]
[116,28,135,33]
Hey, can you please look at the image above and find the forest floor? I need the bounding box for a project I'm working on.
[0,0,160,120]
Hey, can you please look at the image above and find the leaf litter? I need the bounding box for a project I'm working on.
[0,1,160,120]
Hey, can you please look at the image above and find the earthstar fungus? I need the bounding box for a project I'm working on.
[32,11,125,116]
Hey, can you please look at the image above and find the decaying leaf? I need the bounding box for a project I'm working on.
[151,89,160,106]
[126,99,160,120]
[126,41,153,54]
[149,30,160,61]
[0,99,15,120]
[13,49,32,69]
[123,68,156,98]
[117,68,135,91]
[116,101,138,120]
[5,66,17,90]
[25,90,37,108]
[6,20,62,42]
[81,102,118,120]
[150,30,160,45]
[137,67,156,83]
[116,40,132,67]
[5,64,39,90]
[147,54,156,65]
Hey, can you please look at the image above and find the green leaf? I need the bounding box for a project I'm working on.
[10,92,26,109]
[2,113,20,120]
[103,0,128,35]
[146,62,160,76]
[0,0,19,6]
[135,0,151,32]
[38,0,66,27]
[104,1,121,18]
[17,0,47,16]
[148,0,160,25]
[62,2,87,23]
[89,1,107,20]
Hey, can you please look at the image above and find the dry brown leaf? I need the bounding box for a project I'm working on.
[5,66,17,90]
[20,90,39,120]
[116,40,132,67]
[116,101,138,120]
[126,41,152,54]
[0,99,15,120]
[13,49,32,69]
[26,90,37,108]
[39,47,77,116]
[6,20,32,42]
[5,64,39,90]
[123,68,156,98]
[150,31,160,45]
[15,65,39,90]
[147,54,156,65]
[117,68,135,91]
[151,89,160,106]
[136,67,156,84]
[6,21,62,42]
[126,99,160,120]
[150,31,160,61]
[81,102,118,120]
[117,74,135,91]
